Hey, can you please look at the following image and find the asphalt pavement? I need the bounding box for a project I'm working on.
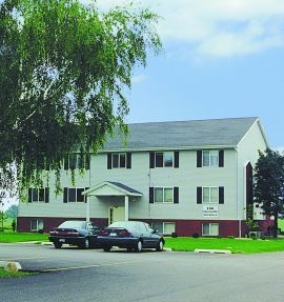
[1,243,284,302]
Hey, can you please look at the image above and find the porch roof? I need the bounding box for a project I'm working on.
[82,181,143,197]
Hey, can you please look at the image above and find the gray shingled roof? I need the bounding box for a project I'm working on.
[103,117,260,151]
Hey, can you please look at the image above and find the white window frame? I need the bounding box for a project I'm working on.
[29,188,47,203]
[65,188,85,203]
[30,219,44,231]
[202,187,219,204]
[163,222,176,235]
[202,150,219,167]
[154,187,174,203]
[151,222,176,235]
[112,153,126,168]
[155,152,174,168]
[64,154,90,170]
[202,223,219,236]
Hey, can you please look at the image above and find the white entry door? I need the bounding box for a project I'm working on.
[108,206,125,225]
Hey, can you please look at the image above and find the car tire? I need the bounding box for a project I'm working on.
[134,240,142,252]
[103,246,112,252]
[156,240,164,251]
[54,242,62,249]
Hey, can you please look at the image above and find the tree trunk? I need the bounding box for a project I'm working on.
[273,211,279,238]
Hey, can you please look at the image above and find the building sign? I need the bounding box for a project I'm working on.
[203,205,218,218]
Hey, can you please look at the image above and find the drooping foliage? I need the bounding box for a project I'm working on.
[254,149,284,237]
[0,0,162,192]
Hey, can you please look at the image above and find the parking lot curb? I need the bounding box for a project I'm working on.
[194,249,231,254]
[0,261,22,272]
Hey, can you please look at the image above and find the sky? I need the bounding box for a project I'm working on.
[91,0,284,151]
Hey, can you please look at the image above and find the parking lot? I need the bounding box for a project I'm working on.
[1,243,284,302]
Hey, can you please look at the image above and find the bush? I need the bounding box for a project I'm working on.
[171,232,178,238]
[192,233,199,238]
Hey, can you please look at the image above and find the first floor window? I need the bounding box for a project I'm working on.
[163,222,175,235]
[152,222,176,235]
[197,186,224,204]
[202,223,219,236]
[63,188,86,203]
[150,187,179,204]
[149,187,179,203]
[28,188,49,203]
[31,219,44,231]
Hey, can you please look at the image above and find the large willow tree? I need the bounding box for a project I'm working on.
[0,0,162,192]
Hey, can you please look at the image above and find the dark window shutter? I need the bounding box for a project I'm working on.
[197,150,202,167]
[64,156,69,170]
[45,188,49,203]
[150,152,155,168]
[85,155,90,170]
[126,153,132,169]
[63,188,68,203]
[219,187,224,204]
[28,188,32,203]
[149,187,154,203]
[107,154,112,169]
[84,187,89,203]
[174,151,179,168]
[219,150,224,167]
[197,187,202,204]
[174,187,179,203]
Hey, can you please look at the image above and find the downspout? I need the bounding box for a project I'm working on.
[235,147,242,238]
[86,159,91,222]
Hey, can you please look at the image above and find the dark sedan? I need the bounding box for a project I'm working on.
[49,220,100,249]
[97,221,165,252]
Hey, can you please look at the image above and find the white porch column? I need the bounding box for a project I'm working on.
[86,196,90,222]
[124,195,129,221]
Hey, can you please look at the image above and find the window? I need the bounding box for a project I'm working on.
[149,187,179,204]
[197,187,224,204]
[202,223,219,236]
[31,219,44,232]
[107,153,131,169]
[197,150,224,167]
[150,151,179,168]
[63,188,86,203]
[28,188,49,203]
[64,154,90,170]
[152,222,176,235]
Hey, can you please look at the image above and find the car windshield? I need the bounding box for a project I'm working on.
[58,221,85,229]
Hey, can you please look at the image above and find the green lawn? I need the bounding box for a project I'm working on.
[165,237,284,254]
[0,231,49,243]
[1,231,284,254]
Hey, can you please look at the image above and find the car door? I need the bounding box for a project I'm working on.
[86,222,99,245]
[142,223,157,248]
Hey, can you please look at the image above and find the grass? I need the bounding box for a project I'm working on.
[0,268,35,278]
[0,231,49,243]
[165,237,284,254]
